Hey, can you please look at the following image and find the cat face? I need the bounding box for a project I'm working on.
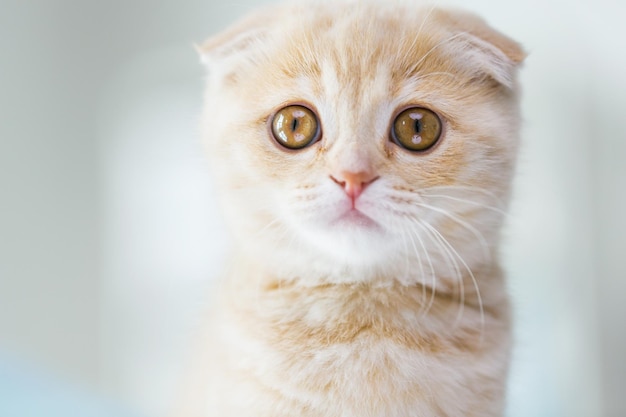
[200,1,524,285]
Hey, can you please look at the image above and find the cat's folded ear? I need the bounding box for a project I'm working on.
[195,7,276,70]
[436,9,526,89]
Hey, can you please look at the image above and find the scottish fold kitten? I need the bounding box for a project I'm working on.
[180,1,524,416]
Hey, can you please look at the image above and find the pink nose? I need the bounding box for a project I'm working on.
[331,171,379,207]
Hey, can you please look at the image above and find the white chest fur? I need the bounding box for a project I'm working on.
[203,281,510,417]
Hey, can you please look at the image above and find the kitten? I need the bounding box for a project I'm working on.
[180,1,524,416]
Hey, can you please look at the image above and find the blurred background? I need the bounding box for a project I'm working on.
[0,0,624,416]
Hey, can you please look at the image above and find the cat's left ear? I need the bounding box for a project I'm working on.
[438,10,526,89]
[195,6,276,70]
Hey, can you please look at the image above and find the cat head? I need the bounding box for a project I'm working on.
[199,0,524,287]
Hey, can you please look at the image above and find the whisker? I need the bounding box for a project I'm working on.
[378,201,438,314]
[402,219,436,315]
[408,32,467,75]
[404,0,441,59]
[414,219,465,325]
[252,217,282,239]
[421,194,508,216]
[415,0,440,43]
[421,221,485,340]
[414,201,492,263]
[423,185,506,207]
[410,71,458,82]
[398,219,411,285]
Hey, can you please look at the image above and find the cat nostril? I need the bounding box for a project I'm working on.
[330,175,346,188]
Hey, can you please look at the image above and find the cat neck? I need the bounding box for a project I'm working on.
[221,250,505,312]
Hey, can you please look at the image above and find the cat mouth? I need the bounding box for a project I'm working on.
[332,209,379,229]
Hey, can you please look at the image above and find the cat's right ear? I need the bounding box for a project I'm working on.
[195,7,275,70]
[435,9,526,89]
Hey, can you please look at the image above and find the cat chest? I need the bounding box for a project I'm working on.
[216,314,483,414]
[223,308,464,401]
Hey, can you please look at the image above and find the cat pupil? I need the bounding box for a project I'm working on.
[292,118,299,132]
[414,120,422,133]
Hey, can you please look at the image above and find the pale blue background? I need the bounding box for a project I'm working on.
[1,0,624,416]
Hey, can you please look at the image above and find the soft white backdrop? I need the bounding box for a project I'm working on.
[1,0,624,416]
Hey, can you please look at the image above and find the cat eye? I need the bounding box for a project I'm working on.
[271,105,320,150]
[391,107,442,152]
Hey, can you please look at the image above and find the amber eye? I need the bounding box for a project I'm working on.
[391,107,442,152]
[271,105,320,150]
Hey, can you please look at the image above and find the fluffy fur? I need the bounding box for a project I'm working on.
[178,1,524,416]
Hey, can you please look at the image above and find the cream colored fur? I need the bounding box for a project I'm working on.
[177,1,524,416]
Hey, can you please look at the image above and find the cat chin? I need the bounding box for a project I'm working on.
[248,229,406,284]
[256,249,433,287]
